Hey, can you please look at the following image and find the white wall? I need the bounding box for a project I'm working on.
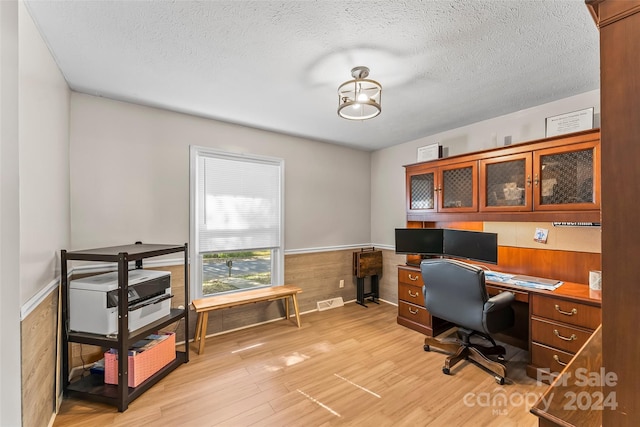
[69,94,371,252]
[370,90,601,247]
[19,1,70,304]
[0,2,22,425]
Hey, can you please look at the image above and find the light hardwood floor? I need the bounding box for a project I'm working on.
[53,302,545,426]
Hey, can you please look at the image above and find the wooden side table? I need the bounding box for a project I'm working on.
[353,248,382,307]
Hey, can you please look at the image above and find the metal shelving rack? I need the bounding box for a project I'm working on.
[60,242,189,412]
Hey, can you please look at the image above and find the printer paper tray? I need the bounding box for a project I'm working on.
[128,293,173,311]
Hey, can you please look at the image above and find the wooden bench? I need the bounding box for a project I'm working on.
[192,285,302,354]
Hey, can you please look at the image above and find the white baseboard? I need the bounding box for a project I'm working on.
[47,409,57,427]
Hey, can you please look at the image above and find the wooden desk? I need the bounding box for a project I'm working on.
[396,265,602,380]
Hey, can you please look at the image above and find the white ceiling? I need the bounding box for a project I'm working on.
[24,0,600,152]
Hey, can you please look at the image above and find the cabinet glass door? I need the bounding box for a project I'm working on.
[439,161,478,212]
[408,170,436,212]
[533,141,600,211]
[480,153,532,211]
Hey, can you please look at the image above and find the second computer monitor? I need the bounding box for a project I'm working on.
[443,229,498,264]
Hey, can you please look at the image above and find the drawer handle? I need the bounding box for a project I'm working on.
[408,274,420,281]
[553,330,578,341]
[553,355,568,367]
[408,307,419,315]
[554,304,578,316]
[408,290,419,298]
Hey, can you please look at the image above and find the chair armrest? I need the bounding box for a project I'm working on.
[484,291,515,313]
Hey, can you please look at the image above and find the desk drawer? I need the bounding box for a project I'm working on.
[398,282,424,304]
[398,269,422,285]
[398,301,429,325]
[486,285,529,303]
[531,294,601,329]
[531,342,575,376]
[531,317,593,354]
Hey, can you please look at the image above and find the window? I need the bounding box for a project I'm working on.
[189,146,284,300]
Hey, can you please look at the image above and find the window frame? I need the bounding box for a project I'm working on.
[189,146,285,301]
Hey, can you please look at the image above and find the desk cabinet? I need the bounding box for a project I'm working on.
[529,294,601,381]
[396,266,450,336]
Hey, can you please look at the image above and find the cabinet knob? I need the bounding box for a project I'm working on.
[408,290,419,298]
[526,175,532,187]
[534,174,539,186]
[408,307,419,315]
[408,274,420,281]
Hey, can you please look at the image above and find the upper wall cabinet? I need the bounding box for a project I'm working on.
[532,141,600,211]
[407,160,478,214]
[479,152,533,212]
[405,129,601,222]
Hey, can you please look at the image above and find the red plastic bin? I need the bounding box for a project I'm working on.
[104,332,176,387]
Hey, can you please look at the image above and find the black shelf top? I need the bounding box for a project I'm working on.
[64,243,186,262]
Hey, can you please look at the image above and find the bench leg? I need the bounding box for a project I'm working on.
[194,312,203,350]
[291,294,301,328]
[198,311,209,355]
[285,297,290,320]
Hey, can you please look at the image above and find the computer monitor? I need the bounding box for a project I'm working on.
[394,228,444,255]
[443,229,498,264]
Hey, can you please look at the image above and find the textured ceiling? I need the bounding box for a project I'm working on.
[24,0,600,151]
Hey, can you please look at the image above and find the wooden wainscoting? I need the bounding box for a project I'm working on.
[379,249,405,303]
[21,287,59,427]
[285,249,357,309]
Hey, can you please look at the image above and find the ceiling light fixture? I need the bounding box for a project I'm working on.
[337,66,382,120]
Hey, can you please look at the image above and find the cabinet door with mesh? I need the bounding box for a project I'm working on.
[533,141,600,211]
[407,169,436,212]
[439,161,478,212]
[480,153,533,211]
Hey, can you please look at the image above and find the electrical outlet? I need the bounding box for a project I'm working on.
[339,279,344,288]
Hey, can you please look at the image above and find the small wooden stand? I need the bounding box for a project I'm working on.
[353,248,382,307]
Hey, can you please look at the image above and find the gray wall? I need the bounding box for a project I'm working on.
[69,93,371,252]
[2,1,70,425]
[19,1,70,304]
[1,3,22,425]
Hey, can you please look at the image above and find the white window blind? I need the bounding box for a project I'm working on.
[197,154,282,253]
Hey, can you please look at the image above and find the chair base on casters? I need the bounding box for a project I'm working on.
[423,329,508,385]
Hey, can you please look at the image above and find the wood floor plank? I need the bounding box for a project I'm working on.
[54,302,544,426]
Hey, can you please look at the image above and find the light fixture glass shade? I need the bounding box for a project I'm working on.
[338,66,382,120]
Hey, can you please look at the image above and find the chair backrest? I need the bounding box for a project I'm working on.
[420,258,489,332]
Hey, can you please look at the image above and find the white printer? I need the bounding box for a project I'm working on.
[69,269,172,335]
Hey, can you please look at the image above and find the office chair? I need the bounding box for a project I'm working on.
[420,258,515,384]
